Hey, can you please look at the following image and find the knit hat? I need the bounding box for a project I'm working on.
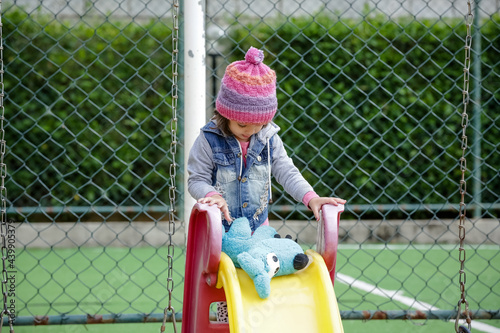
[216,47,277,124]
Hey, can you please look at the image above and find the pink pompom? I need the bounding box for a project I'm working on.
[245,47,264,65]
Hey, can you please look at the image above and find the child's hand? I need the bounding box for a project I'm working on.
[308,197,346,221]
[198,195,232,222]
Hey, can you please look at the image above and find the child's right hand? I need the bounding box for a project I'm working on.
[198,195,232,222]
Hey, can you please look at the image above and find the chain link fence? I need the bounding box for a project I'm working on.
[4,0,499,328]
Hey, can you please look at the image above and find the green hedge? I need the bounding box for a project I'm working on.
[5,10,175,213]
[229,14,499,212]
[4,8,499,216]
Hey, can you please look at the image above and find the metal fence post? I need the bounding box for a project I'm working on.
[183,0,206,228]
[472,0,482,219]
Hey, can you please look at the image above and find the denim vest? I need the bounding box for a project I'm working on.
[202,122,273,232]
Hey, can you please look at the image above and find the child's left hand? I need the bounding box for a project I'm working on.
[308,197,346,221]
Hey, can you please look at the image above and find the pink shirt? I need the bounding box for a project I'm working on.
[239,140,250,167]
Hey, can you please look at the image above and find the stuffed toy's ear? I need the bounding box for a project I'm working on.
[252,273,272,299]
[222,217,252,268]
[225,217,252,238]
[237,252,271,299]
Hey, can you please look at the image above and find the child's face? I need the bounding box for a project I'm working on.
[228,120,266,142]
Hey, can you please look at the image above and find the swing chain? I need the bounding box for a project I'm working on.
[161,0,179,332]
[0,1,14,331]
[455,1,473,332]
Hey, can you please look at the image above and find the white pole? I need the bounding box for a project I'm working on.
[183,0,206,227]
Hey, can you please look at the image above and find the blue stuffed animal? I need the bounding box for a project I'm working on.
[221,217,310,299]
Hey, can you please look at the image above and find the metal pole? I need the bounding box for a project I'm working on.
[472,0,482,219]
[183,0,206,228]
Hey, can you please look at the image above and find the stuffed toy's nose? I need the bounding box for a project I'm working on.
[293,253,309,270]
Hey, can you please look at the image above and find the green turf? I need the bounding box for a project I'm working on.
[335,245,500,311]
[9,321,498,333]
[16,246,185,317]
[13,245,499,332]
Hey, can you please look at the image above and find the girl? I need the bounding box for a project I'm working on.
[187,46,346,233]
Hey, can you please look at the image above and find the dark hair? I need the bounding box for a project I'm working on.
[213,111,233,137]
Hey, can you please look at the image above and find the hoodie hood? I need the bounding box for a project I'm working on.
[208,116,280,143]
[256,122,280,143]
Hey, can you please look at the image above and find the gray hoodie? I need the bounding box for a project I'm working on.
[187,119,314,229]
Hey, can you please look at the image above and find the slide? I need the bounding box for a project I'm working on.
[217,249,344,333]
[182,203,344,333]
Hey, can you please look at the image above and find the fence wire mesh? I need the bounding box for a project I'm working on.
[2,0,499,328]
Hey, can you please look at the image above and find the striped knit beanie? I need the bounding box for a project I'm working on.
[216,47,277,124]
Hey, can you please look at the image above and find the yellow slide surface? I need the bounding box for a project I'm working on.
[217,249,344,333]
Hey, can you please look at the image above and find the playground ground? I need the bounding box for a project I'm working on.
[14,244,500,333]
